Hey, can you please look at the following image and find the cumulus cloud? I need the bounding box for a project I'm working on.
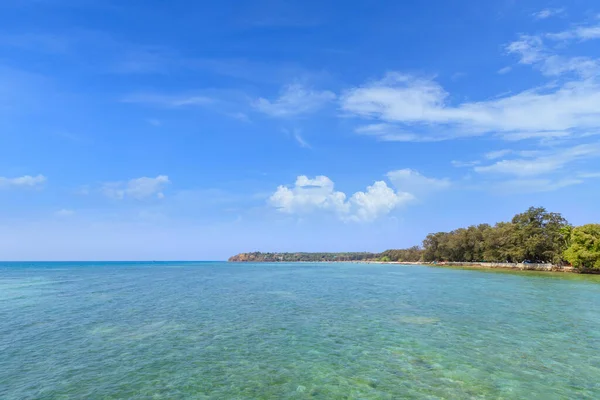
[269,175,413,222]
[0,174,46,189]
[102,175,170,200]
[253,84,336,117]
[270,175,349,214]
[347,181,414,222]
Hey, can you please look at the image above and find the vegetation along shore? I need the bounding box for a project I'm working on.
[229,207,600,273]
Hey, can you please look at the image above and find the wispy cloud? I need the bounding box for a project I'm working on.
[253,84,335,117]
[491,178,583,193]
[547,23,600,41]
[342,72,600,142]
[578,171,600,178]
[101,175,170,200]
[485,149,513,160]
[451,160,480,168]
[507,34,599,77]
[342,16,600,144]
[533,8,564,20]
[386,169,451,195]
[475,144,600,177]
[122,93,214,108]
[0,30,182,75]
[0,33,70,53]
[0,174,46,189]
[354,123,424,142]
[288,129,311,148]
[55,209,75,217]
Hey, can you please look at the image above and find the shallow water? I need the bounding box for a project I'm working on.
[1,262,600,399]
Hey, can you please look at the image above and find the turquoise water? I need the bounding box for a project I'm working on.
[2,262,600,399]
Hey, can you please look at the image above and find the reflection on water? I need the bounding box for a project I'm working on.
[1,261,600,399]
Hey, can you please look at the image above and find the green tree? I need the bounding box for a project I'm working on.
[482,222,519,262]
[510,207,569,263]
[422,232,449,261]
[563,224,600,270]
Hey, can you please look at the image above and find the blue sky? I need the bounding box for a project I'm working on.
[1,0,600,260]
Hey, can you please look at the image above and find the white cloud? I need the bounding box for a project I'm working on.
[355,123,424,142]
[228,112,251,122]
[342,73,600,142]
[347,181,413,222]
[498,66,512,74]
[342,73,447,123]
[540,56,599,77]
[451,160,480,168]
[547,23,600,41]
[283,128,311,148]
[0,174,46,189]
[476,158,562,176]
[485,149,513,159]
[122,94,213,107]
[55,209,75,217]
[269,175,413,222]
[343,17,600,144]
[501,130,572,141]
[507,32,599,78]
[293,132,311,148]
[579,171,600,178]
[493,178,583,193]
[475,143,600,177]
[269,175,348,215]
[253,84,336,117]
[386,169,451,194]
[506,35,545,64]
[533,8,564,20]
[102,175,170,200]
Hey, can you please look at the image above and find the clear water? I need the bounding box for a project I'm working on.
[1,262,600,399]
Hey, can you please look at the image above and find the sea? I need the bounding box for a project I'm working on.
[1,261,600,399]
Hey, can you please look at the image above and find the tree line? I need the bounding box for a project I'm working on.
[228,252,378,262]
[229,207,600,270]
[390,207,600,270]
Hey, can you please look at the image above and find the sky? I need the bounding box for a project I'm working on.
[1,0,600,260]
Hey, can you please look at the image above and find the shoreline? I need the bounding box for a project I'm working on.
[350,261,599,274]
[230,260,600,274]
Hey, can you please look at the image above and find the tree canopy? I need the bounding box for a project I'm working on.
[421,207,570,263]
[563,224,600,270]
